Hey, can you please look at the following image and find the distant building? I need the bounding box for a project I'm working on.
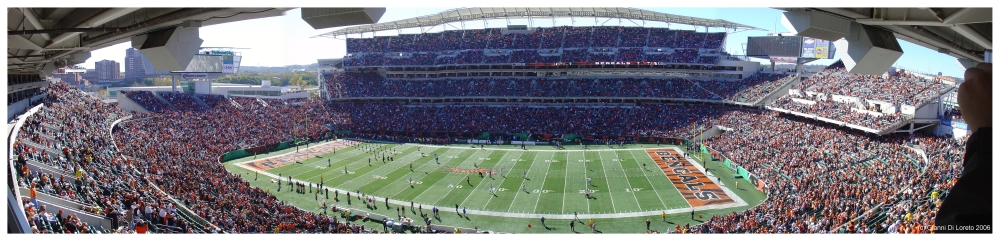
[81,69,97,81]
[95,60,122,82]
[125,47,169,81]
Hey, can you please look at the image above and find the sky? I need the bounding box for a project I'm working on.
[83,7,970,77]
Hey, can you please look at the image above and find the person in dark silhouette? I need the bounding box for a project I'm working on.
[936,63,991,233]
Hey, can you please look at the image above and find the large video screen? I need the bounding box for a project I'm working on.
[175,55,223,73]
[801,37,834,59]
[747,36,803,57]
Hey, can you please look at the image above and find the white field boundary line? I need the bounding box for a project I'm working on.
[458,150,516,208]
[294,143,409,182]
[606,150,642,211]
[481,151,524,210]
[626,150,670,210]
[236,150,747,220]
[673,147,748,207]
[531,151,556,213]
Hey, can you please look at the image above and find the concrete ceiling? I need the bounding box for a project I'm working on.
[8,8,293,73]
[777,8,991,63]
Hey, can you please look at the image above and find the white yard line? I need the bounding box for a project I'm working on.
[627,150,670,210]
[428,149,491,206]
[335,144,421,191]
[385,147,459,199]
[458,150,513,208]
[531,152,555,213]
[606,150,642,211]
[409,148,477,202]
[561,151,570,214]
[596,151,617,213]
[482,151,524,210]
[369,147,442,196]
[297,144,413,181]
[506,151,547,212]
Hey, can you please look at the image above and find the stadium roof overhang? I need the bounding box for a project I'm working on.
[314,7,766,38]
[778,8,991,63]
[8,8,293,73]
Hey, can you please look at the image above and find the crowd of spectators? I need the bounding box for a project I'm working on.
[199,94,231,108]
[697,55,720,64]
[769,96,908,131]
[160,92,205,112]
[14,82,195,233]
[13,80,968,234]
[512,29,544,49]
[696,73,791,103]
[619,27,649,47]
[326,72,787,102]
[591,27,620,47]
[412,32,443,52]
[510,50,544,63]
[387,35,415,52]
[617,48,644,62]
[562,26,592,48]
[385,53,439,66]
[703,33,726,49]
[338,27,727,66]
[487,30,516,49]
[344,54,385,67]
[693,110,963,233]
[453,51,485,64]
[671,49,700,63]
[942,108,963,123]
[670,30,704,48]
[461,29,491,50]
[646,29,676,48]
[346,37,387,53]
[122,91,170,112]
[587,52,616,62]
[798,63,952,106]
[483,52,511,64]
[561,49,589,62]
[539,28,563,49]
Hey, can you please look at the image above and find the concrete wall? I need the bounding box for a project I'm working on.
[717,59,761,79]
[7,94,46,121]
[115,92,151,113]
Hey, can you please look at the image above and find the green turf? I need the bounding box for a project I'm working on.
[224,140,768,233]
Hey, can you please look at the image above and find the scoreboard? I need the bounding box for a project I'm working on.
[747,36,803,58]
[800,37,835,59]
[747,35,836,59]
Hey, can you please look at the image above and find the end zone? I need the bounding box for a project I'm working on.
[646,148,747,208]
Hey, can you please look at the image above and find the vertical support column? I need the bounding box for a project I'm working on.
[172,74,178,92]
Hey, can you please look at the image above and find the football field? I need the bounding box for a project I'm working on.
[226,139,765,233]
